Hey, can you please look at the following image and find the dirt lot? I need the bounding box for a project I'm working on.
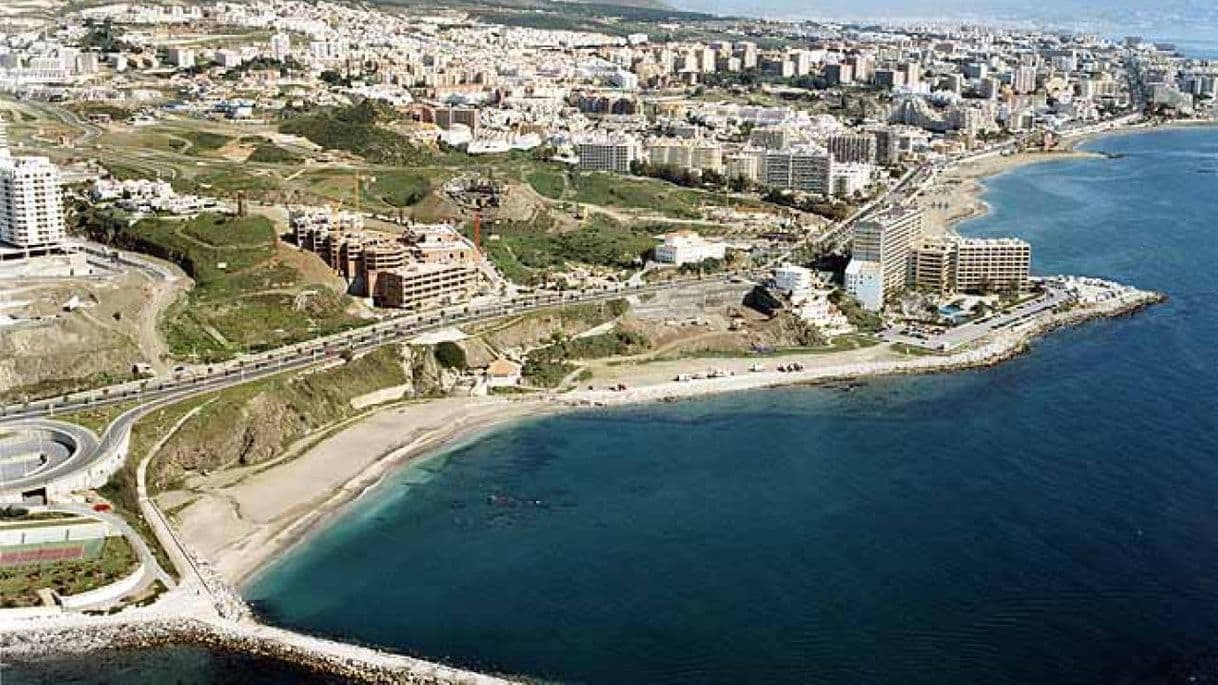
[0,267,181,398]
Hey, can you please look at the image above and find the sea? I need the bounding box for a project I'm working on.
[8,128,1218,684]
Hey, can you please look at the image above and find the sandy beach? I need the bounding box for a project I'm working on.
[916,149,1102,236]
[169,284,1159,588]
[168,126,1177,588]
[169,397,549,585]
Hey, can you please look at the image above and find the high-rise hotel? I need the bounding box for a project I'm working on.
[0,119,66,253]
[845,206,924,311]
[911,236,1031,294]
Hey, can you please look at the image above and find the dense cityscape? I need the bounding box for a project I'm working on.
[0,0,1213,681]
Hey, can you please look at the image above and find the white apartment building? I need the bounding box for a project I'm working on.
[724,148,763,183]
[270,33,292,62]
[773,264,815,297]
[575,134,642,173]
[215,49,243,68]
[827,134,878,164]
[1013,65,1038,94]
[844,259,885,311]
[831,162,872,197]
[955,238,1031,292]
[645,137,723,173]
[654,231,726,266]
[166,47,196,69]
[912,237,1032,294]
[762,147,832,194]
[0,127,65,250]
[845,206,923,310]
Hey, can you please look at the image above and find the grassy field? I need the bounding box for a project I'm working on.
[279,101,431,166]
[179,212,276,246]
[178,131,231,154]
[0,537,138,608]
[570,173,707,219]
[247,143,302,164]
[477,212,654,282]
[95,213,363,362]
[526,169,566,200]
[571,171,768,216]
[66,102,134,122]
[173,167,282,198]
[367,170,433,207]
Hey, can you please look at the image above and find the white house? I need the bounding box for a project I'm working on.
[486,359,522,388]
[844,259,885,311]
[654,231,727,266]
[773,264,814,298]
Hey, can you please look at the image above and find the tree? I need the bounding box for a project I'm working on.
[434,341,467,370]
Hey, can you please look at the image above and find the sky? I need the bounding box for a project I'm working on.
[667,0,1218,46]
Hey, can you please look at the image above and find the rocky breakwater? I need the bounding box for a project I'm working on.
[1,617,513,684]
[558,280,1165,407]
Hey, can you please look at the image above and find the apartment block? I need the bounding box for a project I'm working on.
[845,206,923,310]
[911,237,1031,294]
[376,261,478,309]
[576,134,642,173]
[654,231,726,265]
[646,137,724,173]
[827,134,878,164]
[0,129,65,250]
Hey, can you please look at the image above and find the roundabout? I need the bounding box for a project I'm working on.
[0,422,99,503]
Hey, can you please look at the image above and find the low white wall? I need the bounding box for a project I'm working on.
[45,429,130,498]
[58,562,147,610]
[0,521,112,546]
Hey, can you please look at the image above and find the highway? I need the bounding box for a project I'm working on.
[0,273,764,495]
[0,102,1147,496]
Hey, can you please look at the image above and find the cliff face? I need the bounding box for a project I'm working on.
[147,344,448,490]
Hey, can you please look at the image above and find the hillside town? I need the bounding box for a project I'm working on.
[0,0,1206,316]
[0,0,1196,679]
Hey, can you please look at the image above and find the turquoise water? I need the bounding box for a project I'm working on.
[240,126,1218,683]
[15,127,1218,683]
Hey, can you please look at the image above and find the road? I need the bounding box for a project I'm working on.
[0,274,749,494]
[0,430,75,484]
[0,420,99,496]
[881,283,1070,351]
[49,502,176,590]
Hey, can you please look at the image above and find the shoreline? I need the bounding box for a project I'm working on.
[166,397,554,589]
[6,118,1189,679]
[233,402,553,589]
[206,287,1164,593]
[1,283,1162,677]
[187,121,1190,591]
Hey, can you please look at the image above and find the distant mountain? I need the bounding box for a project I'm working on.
[371,0,675,12]
[669,0,1218,33]
[550,0,672,9]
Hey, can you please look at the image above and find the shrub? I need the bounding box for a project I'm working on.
[435,341,468,370]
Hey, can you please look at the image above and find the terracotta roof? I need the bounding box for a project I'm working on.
[487,359,521,376]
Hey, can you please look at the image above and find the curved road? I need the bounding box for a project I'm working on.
[0,274,753,496]
[0,421,99,495]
